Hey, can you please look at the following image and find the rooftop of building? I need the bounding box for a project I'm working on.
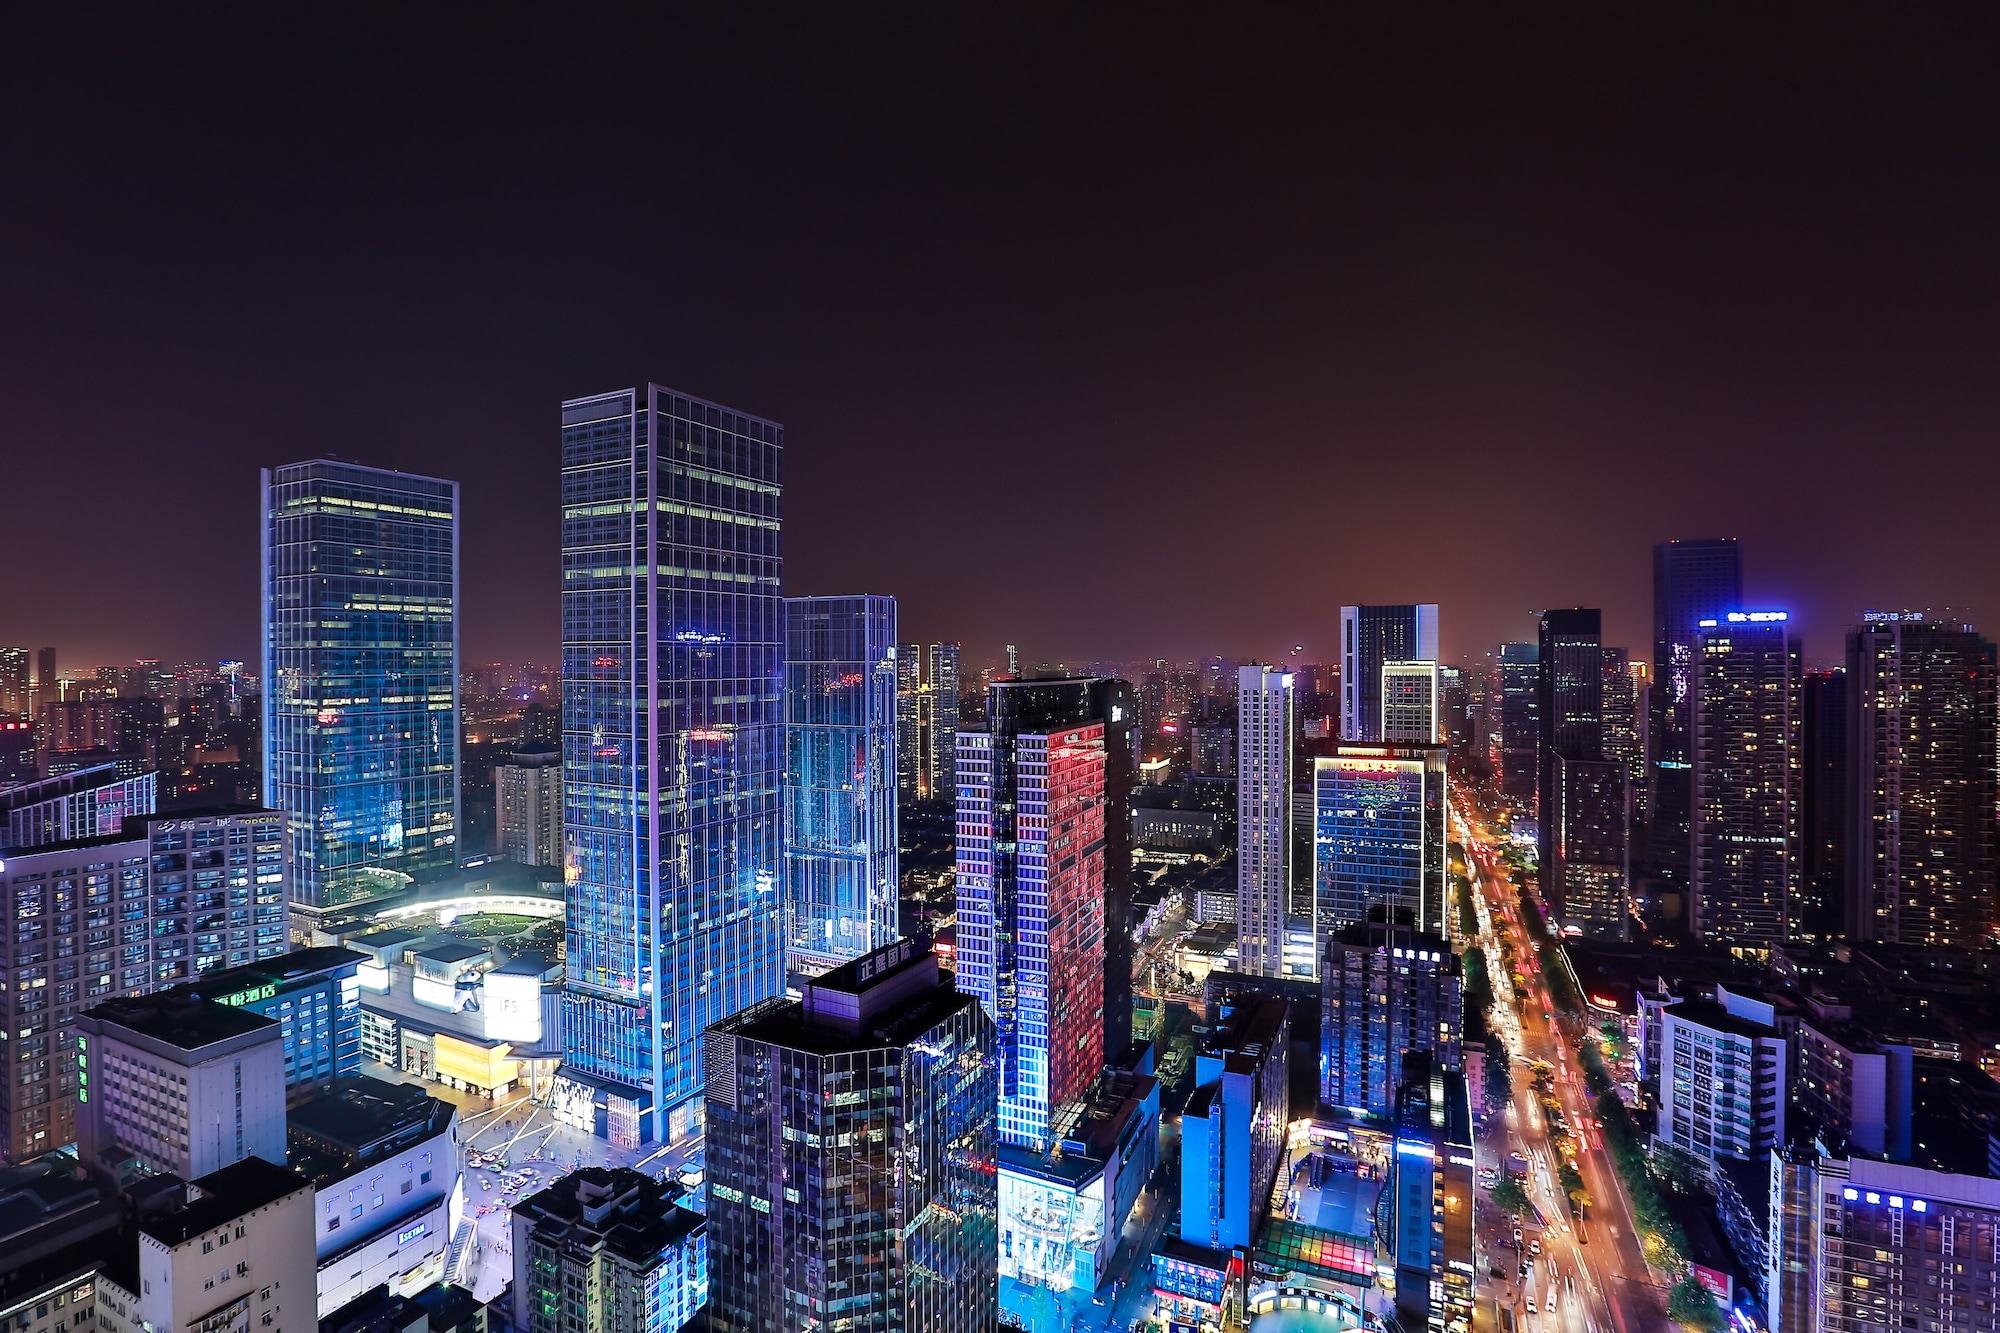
[1203,992,1289,1067]
[83,990,278,1051]
[721,941,985,1056]
[514,1167,702,1265]
[410,939,489,965]
[288,1077,456,1182]
[138,1157,311,1248]
[1663,997,1779,1040]
[0,825,149,863]
[320,1282,487,1333]
[171,946,368,1006]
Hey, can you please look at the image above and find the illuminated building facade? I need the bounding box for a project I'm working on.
[1340,604,1439,742]
[1691,613,1801,949]
[896,640,922,799]
[1321,915,1461,1119]
[1600,647,1642,811]
[998,1070,1159,1299]
[927,641,961,803]
[1651,538,1744,887]
[1181,994,1288,1251]
[1235,665,1295,977]
[0,764,156,848]
[956,680,1109,1148]
[1313,743,1448,939]
[0,647,26,718]
[782,594,898,977]
[1537,608,1603,880]
[494,749,562,868]
[262,460,460,916]
[1389,1052,1474,1333]
[1496,642,1539,804]
[1845,615,1998,948]
[556,387,785,1145]
[1380,660,1441,743]
[1548,754,1630,939]
[0,808,290,1164]
[704,940,999,1332]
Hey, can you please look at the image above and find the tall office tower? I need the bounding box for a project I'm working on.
[927,642,961,804]
[31,647,56,713]
[1845,615,1999,947]
[1650,538,1744,887]
[512,1168,709,1333]
[0,809,289,1163]
[494,749,563,867]
[957,680,1110,1147]
[1548,754,1630,938]
[895,641,922,799]
[556,386,785,1146]
[1181,994,1289,1250]
[705,940,999,1332]
[1388,1052,1475,1333]
[1497,642,1540,803]
[1690,613,1802,949]
[1800,668,1847,939]
[1657,994,1788,1162]
[262,461,460,918]
[0,648,28,717]
[1438,665,1471,747]
[1339,605,1439,741]
[1313,743,1448,939]
[1536,608,1604,868]
[1321,915,1461,1119]
[1380,660,1442,743]
[783,595,898,978]
[1235,665,1296,977]
[1600,647,1641,800]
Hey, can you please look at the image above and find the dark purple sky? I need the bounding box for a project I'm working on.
[5,9,1999,673]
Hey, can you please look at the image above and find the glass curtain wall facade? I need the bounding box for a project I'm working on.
[558,386,785,1145]
[1339,604,1439,742]
[704,942,1000,1332]
[783,594,898,977]
[1651,538,1745,886]
[1313,745,1448,939]
[895,642,922,800]
[957,707,1107,1149]
[927,642,961,804]
[261,461,459,916]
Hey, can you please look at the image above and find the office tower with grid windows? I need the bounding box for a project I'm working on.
[1497,642,1539,804]
[1236,665,1296,977]
[1380,660,1441,743]
[555,386,785,1146]
[782,594,898,979]
[927,641,961,804]
[1321,914,1461,1119]
[1690,613,1802,948]
[705,939,999,1332]
[956,680,1109,1148]
[1536,608,1603,857]
[895,640,922,800]
[1844,614,1998,947]
[1313,743,1448,939]
[1651,538,1744,887]
[0,647,27,718]
[262,461,459,919]
[1339,605,1439,742]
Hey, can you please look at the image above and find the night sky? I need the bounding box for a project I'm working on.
[5,9,1999,672]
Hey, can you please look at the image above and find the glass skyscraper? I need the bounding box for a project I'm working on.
[1339,603,1439,741]
[556,386,784,1146]
[957,679,1110,1149]
[1651,538,1744,885]
[1313,743,1447,939]
[783,594,898,978]
[704,940,999,1331]
[261,461,459,917]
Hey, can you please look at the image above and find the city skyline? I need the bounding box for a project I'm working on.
[7,11,2000,669]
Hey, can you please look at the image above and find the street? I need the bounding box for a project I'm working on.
[1453,805,1667,1333]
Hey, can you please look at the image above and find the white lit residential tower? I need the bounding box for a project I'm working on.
[1380,660,1442,743]
[1235,665,1296,977]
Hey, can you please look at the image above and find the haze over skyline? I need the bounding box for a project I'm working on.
[5,9,1998,669]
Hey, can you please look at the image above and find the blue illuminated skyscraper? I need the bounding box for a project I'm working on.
[261,461,459,919]
[783,594,898,979]
[556,386,785,1146]
[1313,742,1448,939]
